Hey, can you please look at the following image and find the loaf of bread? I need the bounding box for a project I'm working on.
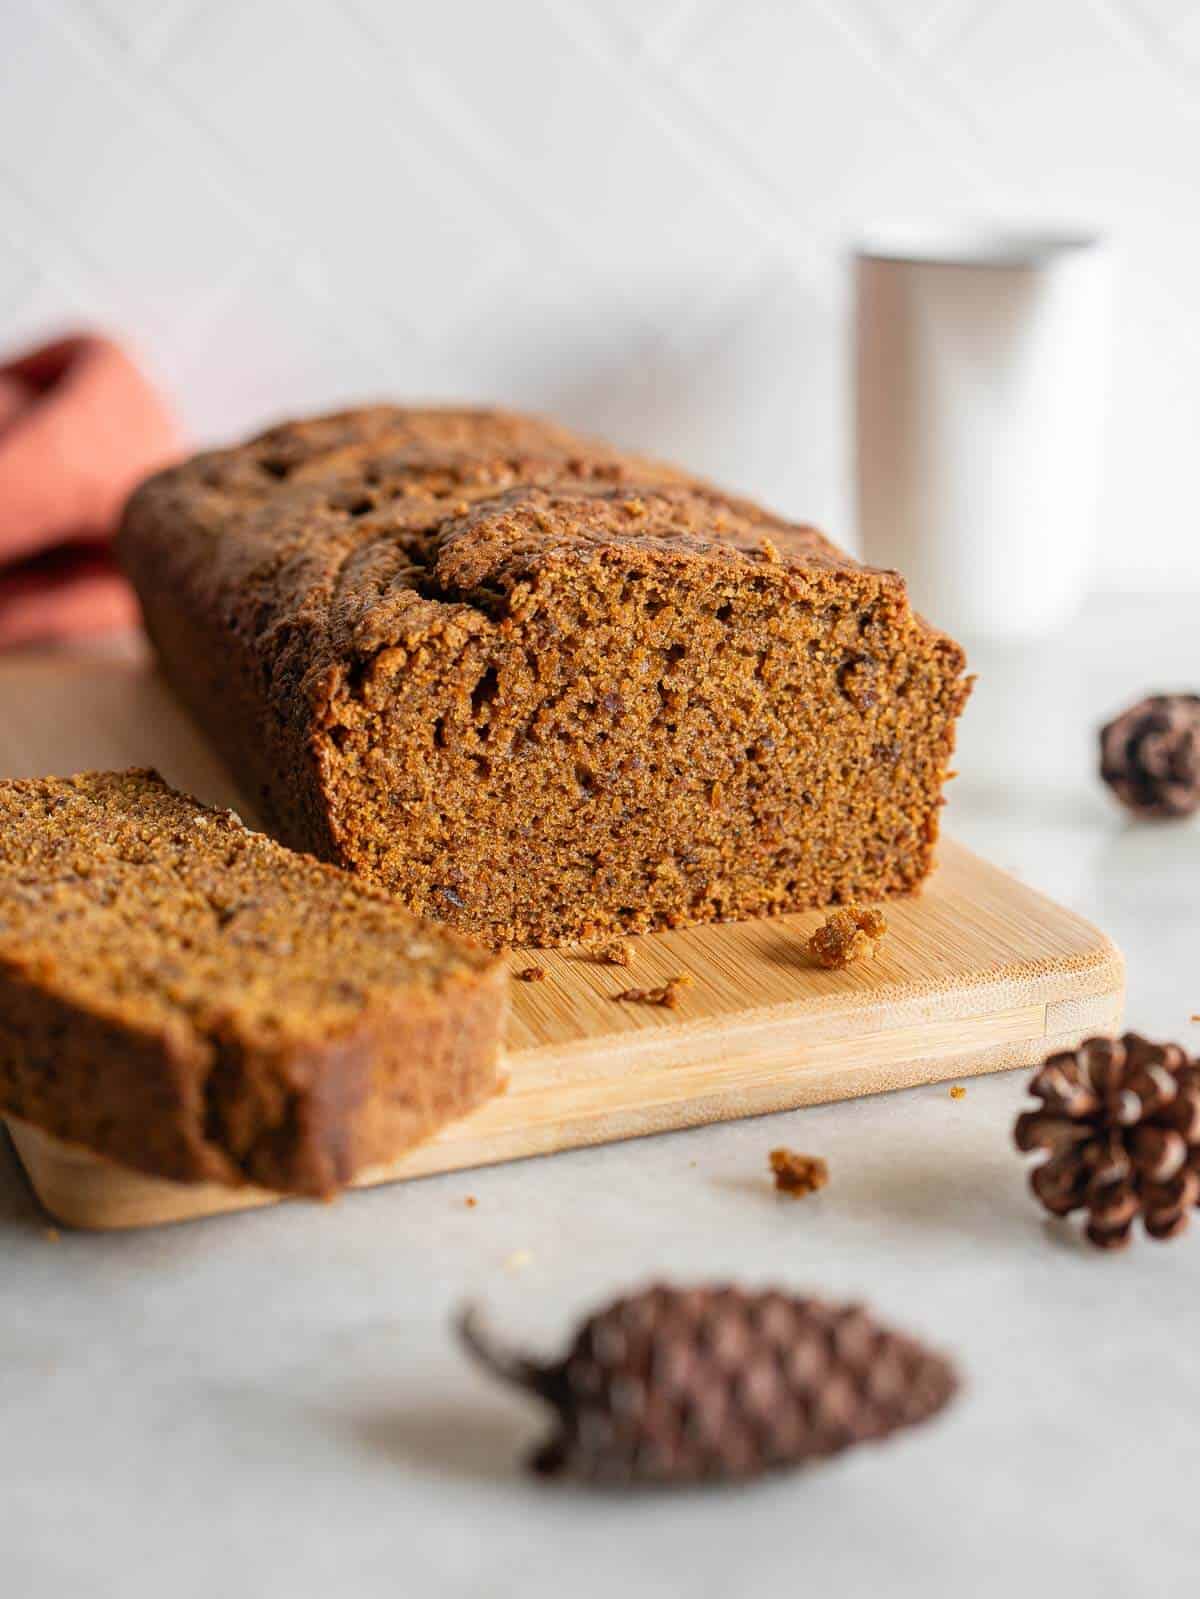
[0,770,507,1195]
[119,407,970,946]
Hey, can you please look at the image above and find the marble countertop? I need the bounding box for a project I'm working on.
[3,594,1197,1598]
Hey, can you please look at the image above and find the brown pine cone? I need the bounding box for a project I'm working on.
[1015,1034,1200,1249]
[459,1283,958,1485]
[1099,694,1200,819]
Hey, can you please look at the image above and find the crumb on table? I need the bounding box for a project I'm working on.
[949,1084,966,1100]
[807,905,888,969]
[769,1148,829,1198]
[464,1195,477,1209]
[516,965,546,983]
[613,973,693,1009]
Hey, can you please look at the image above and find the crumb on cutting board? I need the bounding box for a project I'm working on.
[516,965,546,983]
[592,938,633,967]
[613,973,693,1009]
[807,905,888,969]
[949,1084,966,1100]
[769,1148,829,1198]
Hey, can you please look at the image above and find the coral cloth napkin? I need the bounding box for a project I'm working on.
[0,335,182,648]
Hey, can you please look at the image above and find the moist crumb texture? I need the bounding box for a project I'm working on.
[118,406,971,947]
[807,905,889,969]
[0,770,507,1196]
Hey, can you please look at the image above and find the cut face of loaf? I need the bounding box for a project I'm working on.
[0,770,507,1194]
[119,407,970,947]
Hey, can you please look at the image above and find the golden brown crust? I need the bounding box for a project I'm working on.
[0,769,507,1196]
[118,405,970,946]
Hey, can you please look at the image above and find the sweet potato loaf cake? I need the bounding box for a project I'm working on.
[119,407,970,946]
[0,770,507,1195]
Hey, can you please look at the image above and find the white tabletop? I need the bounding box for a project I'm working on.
[3,593,1197,1598]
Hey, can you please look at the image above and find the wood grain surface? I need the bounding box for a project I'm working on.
[0,652,1124,1229]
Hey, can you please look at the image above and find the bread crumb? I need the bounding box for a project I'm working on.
[516,965,546,983]
[807,905,888,969]
[593,938,633,968]
[949,1084,966,1100]
[464,1196,477,1208]
[505,1249,534,1272]
[758,535,782,564]
[614,973,693,1009]
[769,1148,829,1198]
[43,1226,61,1243]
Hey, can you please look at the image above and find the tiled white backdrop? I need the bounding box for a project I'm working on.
[3,0,1200,588]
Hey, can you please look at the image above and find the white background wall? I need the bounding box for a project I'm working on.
[3,0,1199,591]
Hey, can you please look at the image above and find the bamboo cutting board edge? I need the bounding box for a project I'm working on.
[6,922,1123,1230]
[6,979,1123,1232]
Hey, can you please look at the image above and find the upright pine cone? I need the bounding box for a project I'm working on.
[1099,693,1200,818]
[459,1284,957,1485]
[1015,1034,1200,1249]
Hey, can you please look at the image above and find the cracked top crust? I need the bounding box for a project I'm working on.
[122,405,875,720]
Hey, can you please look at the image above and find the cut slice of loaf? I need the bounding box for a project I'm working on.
[0,770,507,1196]
[119,406,970,946]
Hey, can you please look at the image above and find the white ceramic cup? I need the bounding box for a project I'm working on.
[854,229,1111,641]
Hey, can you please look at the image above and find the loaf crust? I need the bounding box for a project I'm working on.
[0,770,507,1195]
[119,407,970,946]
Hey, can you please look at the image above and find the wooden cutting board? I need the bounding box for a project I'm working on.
[0,652,1123,1230]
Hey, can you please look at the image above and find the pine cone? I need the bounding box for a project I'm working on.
[1015,1034,1200,1249]
[459,1283,958,1485]
[1099,693,1200,819]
